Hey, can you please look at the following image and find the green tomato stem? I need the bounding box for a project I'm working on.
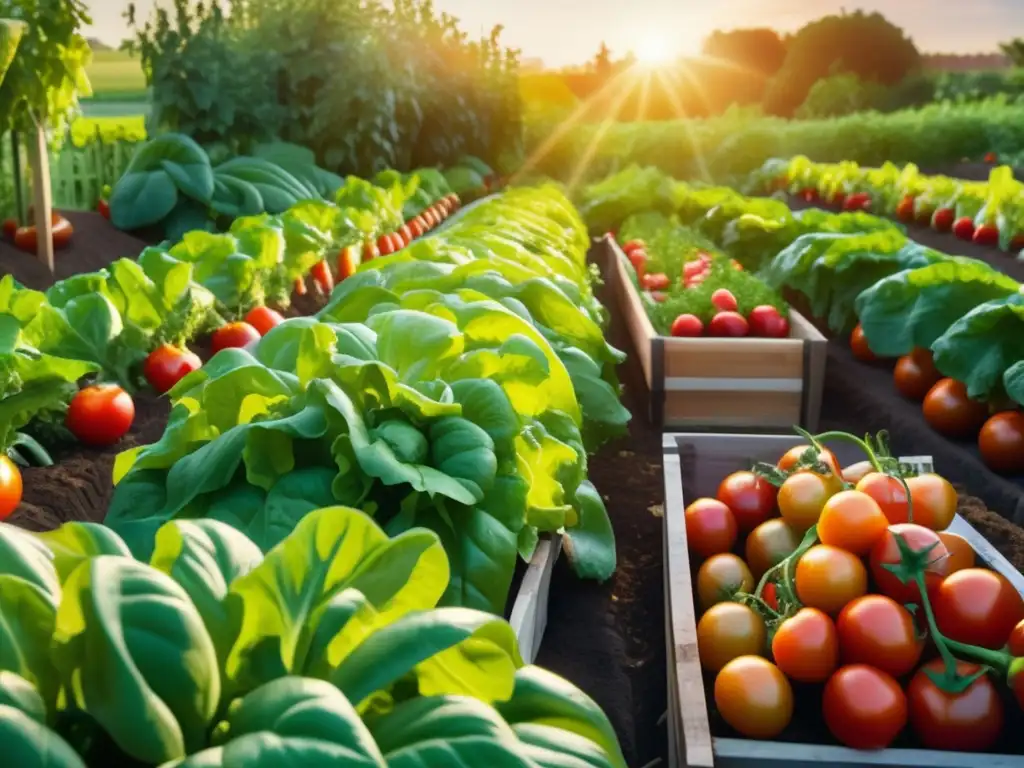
[807,429,884,473]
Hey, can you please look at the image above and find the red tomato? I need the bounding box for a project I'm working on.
[363,240,380,262]
[762,582,779,611]
[211,322,261,354]
[408,218,425,238]
[66,385,135,447]
[836,595,923,677]
[715,657,793,739]
[682,259,706,281]
[670,313,703,337]
[397,224,413,246]
[934,568,1024,649]
[922,378,988,438]
[795,545,868,616]
[850,323,876,361]
[952,216,976,241]
[855,473,909,525]
[244,306,285,336]
[640,272,670,291]
[377,234,396,256]
[622,239,645,255]
[973,224,999,247]
[746,519,800,579]
[931,207,955,232]
[843,193,872,211]
[894,351,941,401]
[905,474,957,531]
[711,289,738,312]
[831,191,847,207]
[895,195,915,222]
[707,311,749,337]
[650,291,667,303]
[818,490,889,555]
[823,665,907,750]
[337,245,359,281]
[628,249,647,279]
[97,199,111,220]
[985,151,998,164]
[908,659,1004,751]
[772,607,838,683]
[143,344,202,395]
[310,259,334,294]
[1009,233,1024,253]
[716,471,776,533]
[2,217,17,239]
[697,602,767,672]
[748,305,789,338]
[697,553,754,610]
[0,455,22,520]
[869,523,950,604]
[684,498,737,558]
[979,411,1024,474]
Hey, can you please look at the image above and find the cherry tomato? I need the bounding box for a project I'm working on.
[772,607,838,683]
[836,595,923,677]
[641,272,670,291]
[310,259,334,295]
[684,498,737,558]
[682,259,706,281]
[978,411,1024,474]
[934,568,1024,649]
[747,305,789,338]
[0,455,22,520]
[778,471,837,532]
[922,378,988,438]
[777,445,840,475]
[211,322,262,354]
[855,473,909,525]
[714,656,793,739]
[818,490,889,555]
[894,351,941,401]
[823,665,907,750]
[711,289,738,312]
[66,385,135,447]
[707,311,749,337]
[622,239,646,255]
[745,518,800,579]
[716,471,776,533]
[841,460,873,485]
[895,195,915,222]
[670,313,703,337]
[931,207,955,232]
[985,151,998,164]
[1009,618,1024,656]
[697,554,754,610]
[905,474,957,531]
[376,233,396,256]
[697,603,766,672]
[397,224,413,246]
[907,659,1004,751]
[337,245,359,281]
[850,323,876,361]
[762,581,779,611]
[952,216,976,241]
[795,545,868,615]
[937,531,975,573]
[244,306,285,336]
[973,224,999,247]
[869,523,950,605]
[143,344,202,395]
[408,218,425,238]
[363,240,380,262]
[628,249,648,280]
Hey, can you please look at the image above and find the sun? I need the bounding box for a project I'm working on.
[636,35,675,66]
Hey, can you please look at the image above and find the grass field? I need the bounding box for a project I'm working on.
[85,49,147,97]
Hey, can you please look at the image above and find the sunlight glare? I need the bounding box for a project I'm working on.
[636,35,674,65]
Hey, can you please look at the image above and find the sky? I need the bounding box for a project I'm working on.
[84,0,1024,67]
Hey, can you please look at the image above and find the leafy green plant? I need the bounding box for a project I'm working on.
[0,507,627,766]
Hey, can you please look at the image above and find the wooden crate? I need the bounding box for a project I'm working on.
[510,533,562,664]
[600,237,827,431]
[662,432,1024,768]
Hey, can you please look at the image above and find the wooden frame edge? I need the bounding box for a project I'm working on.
[509,533,563,665]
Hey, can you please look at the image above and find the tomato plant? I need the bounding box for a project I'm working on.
[869,523,950,605]
[143,345,202,395]
[854,472,909,525]
[823,665,907,750]
[817,490,889,555]
[978,411,1024,474]
[714,656,793,739]
[893,350,941,401]
[778,471,836,532]
[905,473,957,531]
[922,378,988,437]
[907,660,1004,752]
[684,498,737,558]
[697,603,766,672]
[211,322,262,354]
[850,323,876,361]
[697,553,753,609]
[836,594,923,677]
[934,568,1024,649]
[244,306,285,336]
[65,385,135,447]
[716,471,776,533]
[745,518,800,579]
[794,544,868,616]
[0,455,22,520]
[771,607,838,683]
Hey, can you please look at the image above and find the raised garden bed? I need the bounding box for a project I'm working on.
[663,431,1024,768]
[600,236,827,432]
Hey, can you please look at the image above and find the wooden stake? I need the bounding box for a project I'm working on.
[26,122,53,273]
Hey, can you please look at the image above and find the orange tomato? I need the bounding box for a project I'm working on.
[697,554,754,610]
[772,607,838,683]
[778,471,838,532]
[777,444,840,475]
[715,656,793,739]
[795,545,868,615]
[937,532,975,573]
[905,474,957,531]
[818,490,889,555]
[697,602,766,672]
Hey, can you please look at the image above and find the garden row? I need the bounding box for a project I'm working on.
[0,178,632,765]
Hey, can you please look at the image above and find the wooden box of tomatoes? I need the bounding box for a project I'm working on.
[662,431,1024,768]
[601,237,828,432]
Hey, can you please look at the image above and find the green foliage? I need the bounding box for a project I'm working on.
[701,27,787,77]
[795,74,888,119]
[0,0,93,137]
[1000,38,1024,67]
[763,10,920,117]
[0,510,627,766]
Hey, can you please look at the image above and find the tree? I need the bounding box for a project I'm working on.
[593,41,613,77]
[999,38,1024,67]
[764,10,920,116]
[701,28,787,76]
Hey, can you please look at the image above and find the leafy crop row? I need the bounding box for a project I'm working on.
[0,506,626,766]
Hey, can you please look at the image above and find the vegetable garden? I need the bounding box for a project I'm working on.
[4,4,1024,768]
